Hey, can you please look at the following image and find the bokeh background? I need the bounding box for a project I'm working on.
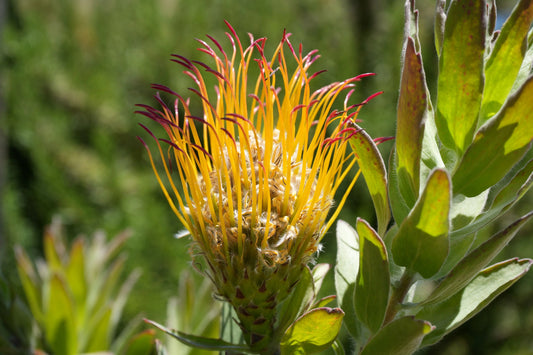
[1,0,532,353]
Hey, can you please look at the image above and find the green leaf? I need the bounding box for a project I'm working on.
[311,264,330,298]
[388,149,412,224]
[511,28,533,93]
[449,190,489,230]
[449,156,533,241]
[334,220,361,339]
[392,169,451,278]
[349,126,390,236]
[480,0,533,122]
[121,330,157,355]
[46,274,77,355]
[359,316,434,355]
[331,339,346,355]
[418,258,533,346]
[490,158,533,209]
[146,319,251,353]
[487,0,497,35]
[396,36,429,207]
[436,0,486,153]
[88,256,126,320]
[15,247,44,324]
[66,238,87,323]
[434,0,446,56]
[452,76,533,197]
[277,265,314,332]
[114,271,141,330]
[85,308,112,352]
[423,212,533,305]
[220,302,244,346]
[44,230,63,271]
[354,218,390,333]
[312,295,336,309]
[280,308,344,355]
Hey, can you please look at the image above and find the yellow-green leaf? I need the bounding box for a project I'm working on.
[423,212,533,305]
[349,126,390,236]
[146,319,251,353]
[392,169,451,278]
[480,0,533,122]
[15,247,44,324]
[453,76,533,197]
[359,316,434,355]
[66,238,87,323]
[46,274,77,355]
[418,258,533,346]
[396,36,429,207]
[436,0,486,153]
[354,218,390,333]
[122,330,157,355]
[281,308,344,355]
[334,220,361,339]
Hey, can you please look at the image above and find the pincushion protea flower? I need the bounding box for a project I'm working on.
[137,22,379,353]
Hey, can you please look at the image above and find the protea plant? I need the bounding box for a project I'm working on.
[137,22,378,353]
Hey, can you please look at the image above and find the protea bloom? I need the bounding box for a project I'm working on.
[137,22,377,353]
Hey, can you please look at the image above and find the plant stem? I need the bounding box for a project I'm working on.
[384,270,415,324]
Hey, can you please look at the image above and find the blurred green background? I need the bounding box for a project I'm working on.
[1,0,531,353]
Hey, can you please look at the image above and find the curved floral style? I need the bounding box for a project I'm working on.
[137,22,377,352]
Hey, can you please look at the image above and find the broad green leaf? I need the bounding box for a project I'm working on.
[280,308,344,355]
[334,220,361,339]
[359,316,434,355]
[354,218,390,333]
[392,169,451,278]
[480,0,533,122]
[436,0,486,153]
[453,76,533,197]
[423,212,533,306]
[349,126,390,236]
[146,319,251,353]
[418,258,533,346]
[122,330,157,355]
[46,274,77,355]
[396,36,428,207]
[15,247,44,324]
[277,265,314,332]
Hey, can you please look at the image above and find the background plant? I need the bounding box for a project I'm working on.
[15,219,146,355]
